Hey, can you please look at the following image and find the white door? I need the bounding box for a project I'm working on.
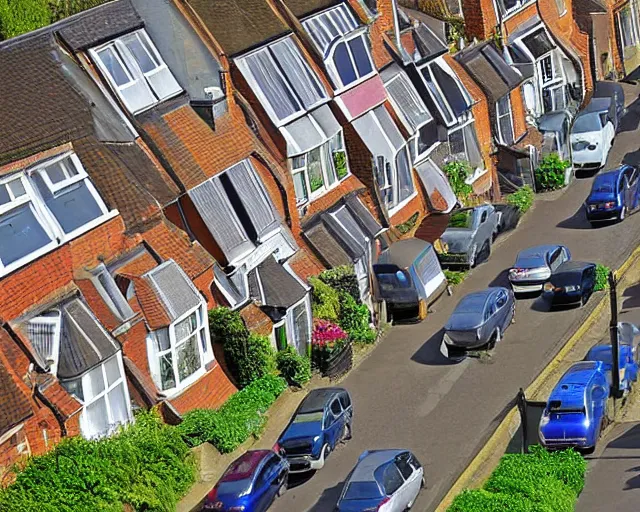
[395,454,422,507]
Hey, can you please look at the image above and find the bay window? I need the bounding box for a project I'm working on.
[61,353,132,439]
[290,131,349,205]
[539,55,554,84]
[0,153,115,277]
[496,95,515,145]
[448,121,484,170]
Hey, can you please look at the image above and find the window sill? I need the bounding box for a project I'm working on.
[159,365,209,400]
[465,167,488,185]
[298,173,352,209]
[388,191,419,218]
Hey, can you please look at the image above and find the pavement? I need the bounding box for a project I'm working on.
[271,82,640,512]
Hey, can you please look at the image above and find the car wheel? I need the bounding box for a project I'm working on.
[277,475,288,497]
[322,443,331,463]
[619,206,627,222]
[489,328,501,349]
[341,423,351,443]
[421,477,426,488]
[468,245,477,268]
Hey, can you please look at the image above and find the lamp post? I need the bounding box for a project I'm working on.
[609,271,622,399]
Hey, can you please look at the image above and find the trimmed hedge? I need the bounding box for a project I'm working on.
[505,185,534,213]
[448,446,586,512]
[177,375,287,453]
[0,410,195,512]
[338,291,376,344]
[594,263,610,292]
[310,276,341,323]
[318,265,360,302]
[276,345,312,387]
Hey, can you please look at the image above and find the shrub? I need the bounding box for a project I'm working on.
[594,263,611,292]
[396,212,420,235]
[443,161,474,200]
[310,276,341,322]
[276,346,312,387]
[238,333,276,387]
[0,410,195,512]
[339,292,376,344]
[444,269,467,286]
[535,153,569,191]
[448,489,534,512]
[319,266,360,302]
[312,320,348,350]
[505,185,534,213]
[333,151,348,180]
[0,0,50,40]
[177,375,287,453]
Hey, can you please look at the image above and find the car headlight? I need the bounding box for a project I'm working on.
[313,435,321,443]
[540,415,550,427]
[565,285,580,292]
[604,202,616,209]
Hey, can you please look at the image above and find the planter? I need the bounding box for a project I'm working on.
[313,340,353,380]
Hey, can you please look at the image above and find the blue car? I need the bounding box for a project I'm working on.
[278,388,352,473]
[539,361,610,453]
[508,244,571,295]
[585,165,640,224]
[204,449,289,511]
[336,450,424,512]
[442,287,515,359]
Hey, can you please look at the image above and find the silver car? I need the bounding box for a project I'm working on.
[508,244,571,295]
[438,205,500,268]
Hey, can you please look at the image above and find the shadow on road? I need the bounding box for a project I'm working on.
[556,206,593,230]
[488,269,510,288]
[623,148,640,168]
[411,328,459,366]
[622,283,640,311]
[287,471,317,490]
[618,96,640,134]
[530,296,551,312]
[574,168,601,180]
[307,480,345,512]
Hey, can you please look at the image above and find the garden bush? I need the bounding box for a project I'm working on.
[177,375,287,453]
[238,333,276,387]
[319,265,360,302]
[448,489,534,512]
[310,276,341,322]
[505,185,534,213]
[0,410,195,512]
[594,263,611,292]
[339,292,376,344]
[443,161,473,200]
[276,345,312,387]
[0,0,50,40]
[535,153,570,191]
[444,269,467,286]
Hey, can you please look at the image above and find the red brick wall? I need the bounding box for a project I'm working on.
[462,0,499,39]
[510,87,528,141]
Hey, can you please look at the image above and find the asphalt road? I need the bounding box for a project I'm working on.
[274,87,640,512]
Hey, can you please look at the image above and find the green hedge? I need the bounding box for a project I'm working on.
[535,153,570,191]
[319,265,360,302]
[338,292,376,344]
[276,345,312,387]
[505,185,534,213]
[594,263,610,292]
[448,447,586,512]
[310,276,341,323]
[177,375,287,453]
[0,410,195,512]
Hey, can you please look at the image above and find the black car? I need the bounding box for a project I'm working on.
[543,261,596,307]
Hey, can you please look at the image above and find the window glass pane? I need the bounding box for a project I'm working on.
[307,147,325,192]
[334,42,357,86]
[293,172,308,203]
[396,459,413,479]
[0,204,51,266]
[8,179,25,198]
[330,133,348,180]
[123,33,159,74]
[0,185,9,205]
[156,329,171,352]
[293,302,310,354]
[105,357,121,387]
[292,155,306,170]
[417,123,437,155]
[97,47,130,87]
[395,148,414,204]
[552,87,566,110]
[85,396,109,438]
[46,162,66,184]
[449,129,466,160]
[383,464,405,494]
[349,36,373,78]
[175,312,197,342]
[497,96,509,116]
[62,378,84,402]
[87,366,105,401]
[159,353,175,390]
[500,114,514,145]
[323,142,337,186]
[177,335,201,382]
[540,56,553,83]
[107,383,129,426]
[421,66,453,125]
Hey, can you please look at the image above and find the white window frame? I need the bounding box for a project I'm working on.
[150,302,213,396]
[0,152,117,278]
[28,311,62,376]
[72,352,133,440]
[92,263,136,322]
[496,95,515,145]
[290,130,350,206]
[285,294,312,354]
[538,54,556,84]
[495,0,536,20]
[326,30,377,92]
[412,126,441,165]
[617,4,640,51]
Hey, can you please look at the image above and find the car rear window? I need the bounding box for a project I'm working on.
[343,481,382,500]
[573,113,601,133]
[376,270,412,290]
[448,210,473,229]
[592,181,614,193]
[551,272,580,287]
[549,401,586,414]
[293,412,323,423]
[217,478,252,495]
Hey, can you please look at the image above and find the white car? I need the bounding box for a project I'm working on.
[571,97,617,172]
[508,244,571,295]
[336,450,424,512]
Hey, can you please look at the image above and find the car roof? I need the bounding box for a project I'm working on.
[554,261,594,275]
[581,97,611,114]
[515,244,559,266]
[297,387,345,413]
[595,169,623,184]
[221,450,272,481]
[454,289,502,313]
[549,362,602,407]
[350,450,406,481]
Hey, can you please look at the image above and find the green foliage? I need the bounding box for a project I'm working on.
[0,410,195,512]
[594,263,611,292]
[339,292,376,344]
[310,276,341,322]
[240,333,276,386]
[448,447,586,512]
[333,151,348,180]
[443,161,474,200]
[396,212,420,235]
[276,345,312,387]
[444,269,467,286]
[0,0,50,40]
[535,153,570,191]
[177,375,287,453]
[505,185,534,213]
[319,265,360,302]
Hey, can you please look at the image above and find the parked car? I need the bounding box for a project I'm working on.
[203,449,288,511]
[539,361,610,453]
[585,165,640,224]
[508,244,571,295]
[374,238,447,322]
[437,205,500,268]
[278,388,352,473]
[542,261,596,308]
[585,343,638,394]
[441,287,515,360]
[335,450,424,512]
[593,81,625,124]
[571,97,617,171]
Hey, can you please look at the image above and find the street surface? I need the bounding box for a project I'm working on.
[273,87,640,512]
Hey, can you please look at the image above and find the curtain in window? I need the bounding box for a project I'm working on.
[303,4,360,56]
[27,314,59,363]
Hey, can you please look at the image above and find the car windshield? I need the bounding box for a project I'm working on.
[376,270,412,291]
[448,210,473,229]
[217,478,252,495]
[343,481,382,500]
[573,113,601,133]
[293,411,324,424]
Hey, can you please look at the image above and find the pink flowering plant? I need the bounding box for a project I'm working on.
[312,320,348,351]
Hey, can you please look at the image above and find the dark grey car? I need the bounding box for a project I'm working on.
[441,287,515,359]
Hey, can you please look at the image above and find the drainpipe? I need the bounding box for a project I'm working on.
[391,0,403,52]
[34,380,68,438]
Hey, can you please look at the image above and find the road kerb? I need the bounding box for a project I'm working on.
[434,245,640,512]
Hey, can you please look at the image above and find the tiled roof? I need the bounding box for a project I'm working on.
[0,332,33,438]
[185,0,289,56]
[57,0,143,51]
[283,0,340,17]
[126,275,172,330]
[248,256,307,309]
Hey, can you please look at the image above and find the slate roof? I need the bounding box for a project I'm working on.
[283,0,341,18]
[0,333,33,437]
[185,0,290,56]
[248,256,307,309]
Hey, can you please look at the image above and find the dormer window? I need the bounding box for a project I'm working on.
[90,29,182,114]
